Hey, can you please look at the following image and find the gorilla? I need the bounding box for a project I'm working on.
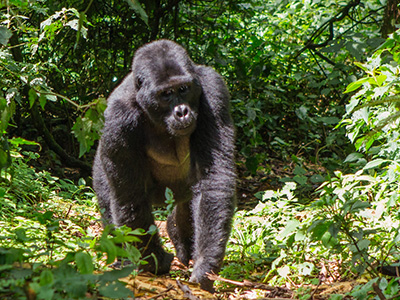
[92,39,236,292]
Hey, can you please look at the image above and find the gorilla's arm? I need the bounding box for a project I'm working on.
[93,73,173,273]
[189,66,236,291]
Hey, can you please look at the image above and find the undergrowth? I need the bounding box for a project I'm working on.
[1,26,400,300]
[220,29,400,300]
[0,145,143,299]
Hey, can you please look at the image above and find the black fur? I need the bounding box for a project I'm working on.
[92,40,236,292]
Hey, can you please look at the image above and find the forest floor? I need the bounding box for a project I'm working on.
[105,219,356,300]
[74,157,361,299]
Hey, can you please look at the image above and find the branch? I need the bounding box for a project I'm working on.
[9,31,92,174]
[207,273,291,293]
[373,282,387,300]
[295,0,361,58]
[30,103,92,173]
[176,280,200,300]
[312,49,336,66]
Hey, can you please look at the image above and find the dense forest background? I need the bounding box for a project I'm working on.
[1,0,400,299]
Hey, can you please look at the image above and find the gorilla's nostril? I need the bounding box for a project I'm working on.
[175,105,190,119]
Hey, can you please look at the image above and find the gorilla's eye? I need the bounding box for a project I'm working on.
[136,77,143,90]
[161,89,174,99]
[179,85,189,93]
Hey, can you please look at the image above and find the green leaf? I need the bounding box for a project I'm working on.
[310,174,324,184]
[319,117,340,125]
[375,74,387,86]
[99,280,133,299]
[295,105,308,120]
[148,224,158,235]
[15,228,29,242]
[357,239,370,250]
[363,158,388,170]
[30,282,54,300]
[281,219,300,237]
[344,78,369,93]
[344,152,363,163]
[72,116,92,157]
[100,266,135,282]
[0,26,12,46]
[28,89,38,108]
[165,187,174,201]
[351,200,371,212]
[100,238,117,265]
[45,94,57,102]
[345,98,360,113]
[125,0,148,25]
[294,230,306,241]
[309,220,331,240]
[0,139,10,170]
[9,137,39,147]
[75,252,94,274]
[65,279,88,298]
[39,269,54,286]
[329,294,344,300]
[39,94,47,109]
[293,165,306,175]
[125,243,142,263]
[293,174,307,185]
[354,61,368,71]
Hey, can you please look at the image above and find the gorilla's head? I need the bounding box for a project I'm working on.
[132,40,202,137]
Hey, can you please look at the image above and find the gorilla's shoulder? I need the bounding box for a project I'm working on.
[104,72,141,125]
[106,73,135,107]
[195,65,227,87]
[195,65,230,109]
[108,73,136,104]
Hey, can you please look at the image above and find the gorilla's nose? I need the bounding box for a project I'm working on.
[174,104,190,122]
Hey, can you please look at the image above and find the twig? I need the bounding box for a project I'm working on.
[176,280,200,300]
[309,278,322,300]
[207,273,289,292]
[294,0,362,59]
[30,103,92,173]
[372,282,387,300]
[65,204,73,219]
[147,284,175,300]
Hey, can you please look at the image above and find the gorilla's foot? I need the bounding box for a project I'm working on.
[190,272,215,293]
[142,251,174,275]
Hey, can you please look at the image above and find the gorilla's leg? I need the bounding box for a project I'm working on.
[167,202,193,266]
[189,189,234,292]
[110,199,173,274]
[92,162,113,223]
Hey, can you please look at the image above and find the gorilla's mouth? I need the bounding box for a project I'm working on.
[169,121,196,136]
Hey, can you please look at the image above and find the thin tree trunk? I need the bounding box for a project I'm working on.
[381,0,400,38]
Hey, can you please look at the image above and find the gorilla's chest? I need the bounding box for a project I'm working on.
[145,136,191,184]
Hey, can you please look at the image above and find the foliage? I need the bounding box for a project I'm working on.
[234,29,400,299]
[0,0,399,298]
[224,183,309,285]
[0,144,157,299]
[0,0,388,173]
[153,187,176,220]
[177,0,385,174]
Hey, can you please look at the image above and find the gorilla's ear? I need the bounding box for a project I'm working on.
[135,75,143,91]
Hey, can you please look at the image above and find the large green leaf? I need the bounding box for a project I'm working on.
[75,252,94,274]
[0,27,12,46]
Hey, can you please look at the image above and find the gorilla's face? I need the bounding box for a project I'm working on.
[156,79,201,136]
[132,41,202,137]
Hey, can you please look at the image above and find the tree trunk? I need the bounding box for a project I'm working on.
[381,0,400,38]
